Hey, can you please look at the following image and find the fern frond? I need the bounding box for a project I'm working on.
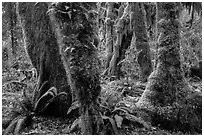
[14,116,27,134]
[4,116,19,134]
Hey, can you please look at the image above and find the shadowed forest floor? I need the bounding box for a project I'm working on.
[2,68,202,135]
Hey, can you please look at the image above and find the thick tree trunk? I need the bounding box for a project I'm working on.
[135,3,202,133]
[17,2,72,117]
[131,2,153,82]
[49,3,105,134]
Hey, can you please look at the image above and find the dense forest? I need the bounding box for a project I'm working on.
[2,2,202,135]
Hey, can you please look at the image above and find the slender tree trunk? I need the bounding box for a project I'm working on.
[10,21,15,56]
[144,3,156,42]
[5,2,17,64]
[49,2,105,134]
[105,2,115,70]
[97,2,106,52]
[8,3,18,58]
[8,3,14,57]
[135,2,202,133]
[131,2,153,82]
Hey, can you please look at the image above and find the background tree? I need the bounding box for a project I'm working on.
[130,2,153,82]
[181,2,202,79]
[103,2,153,81]
[3,3,18,57]
[104,3,116,74]
[107,3,133,79]
[2,3,19,68]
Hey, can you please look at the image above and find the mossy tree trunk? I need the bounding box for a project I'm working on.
[49,2,105,134]
[143,3,156,42]
[8,2,18,58]
[135,2,202,133]
[130,2,153,82]
[104,2,115,70]
[108,3,133,79]
[3,3,18,64]
[17,2,72,117]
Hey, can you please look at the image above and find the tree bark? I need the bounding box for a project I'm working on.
[49,2,105,134]
[108,3,133,79]
[135,2,202,133]
[104,2,115,70]
[7,3,18,58]
[17,2,72,117]
[131,2,153,82]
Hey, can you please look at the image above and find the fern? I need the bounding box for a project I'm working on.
[67,100,79,115]
[3,86,34,135]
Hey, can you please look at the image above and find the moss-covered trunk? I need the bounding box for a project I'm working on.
[7,2,18,58]
[105,2,115,70]
[49,2,105,134]
[4,2,18,64]
[17,2,71,117]
[108,3,133,79]
[135,2,202,133]
[131,2,153,82]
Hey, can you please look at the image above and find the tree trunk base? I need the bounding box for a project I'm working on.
[135,65,202,133]
[81,102,105,135]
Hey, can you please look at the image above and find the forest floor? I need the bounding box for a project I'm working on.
[2,68,202,135]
